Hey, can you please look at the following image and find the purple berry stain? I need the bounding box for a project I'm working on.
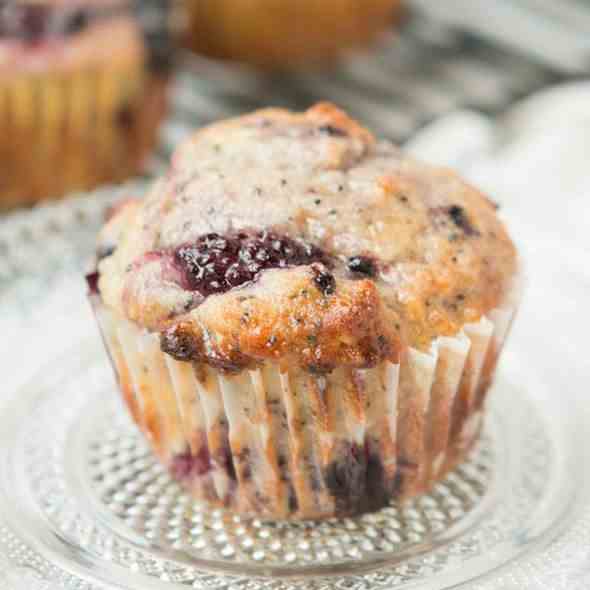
[317,124,347,137]
[85,271,100,295]
[324,438,391,514]
[173,230,331,295]
[0,4,92,43]
[447,205,479,236]
[170,445,211,481]
[215,442,237,482]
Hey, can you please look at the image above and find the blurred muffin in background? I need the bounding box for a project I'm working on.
[184,0,403,69]
[0,0,175,211]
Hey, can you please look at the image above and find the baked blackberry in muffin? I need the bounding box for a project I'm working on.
[89,103,519,519]
[0,0,173,210]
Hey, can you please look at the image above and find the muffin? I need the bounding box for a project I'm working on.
[0,1,173,210]
[88,103,519,520]
[183,0,404,69]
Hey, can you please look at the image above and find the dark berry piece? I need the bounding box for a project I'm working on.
[225,263,244,287]
[311,264,336,296]
[242,463,252,481]
[194,445,212,475]
[448,205,463,224]
[391,470,404,496]
[85,271,100,295]
[116,104,135,131]
[326,438,393,514]
[173,230,331,297]
[325,443,365,498]
[63,9,89,35]
[363,452,390,510]
[5,5,49,42]
[448,205,479,236]
[171,445,211,480]
[318,124,347,137]
[215,442,237,481]
[236,447,252,481]
[310,467,322,491]
[288,488,299,512]
[324,441,370,514]
[171,452,193,480]
[347,255,377,278]
[160,324,199,362]
[255,248,270,262]
[0,4,93,42]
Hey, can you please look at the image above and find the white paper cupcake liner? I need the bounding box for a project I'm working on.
[0,59,167,209]
[90,277,520,520]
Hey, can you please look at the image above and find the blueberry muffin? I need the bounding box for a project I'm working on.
[0,0,173,210]
[183,0,403,68]
[89,103,519,520]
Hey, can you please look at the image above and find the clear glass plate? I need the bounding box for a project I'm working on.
[1,186,589,590]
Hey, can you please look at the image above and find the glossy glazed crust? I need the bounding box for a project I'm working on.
[97,103,517,372]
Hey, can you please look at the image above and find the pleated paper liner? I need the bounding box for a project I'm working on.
[90,277,520,521]
[0,58,166,211]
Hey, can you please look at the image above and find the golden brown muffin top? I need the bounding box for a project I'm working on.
[97,103,517,372]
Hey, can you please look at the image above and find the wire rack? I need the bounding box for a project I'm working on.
[153,1,589,169]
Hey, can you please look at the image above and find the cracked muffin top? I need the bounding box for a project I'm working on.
[96,103,517,373]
